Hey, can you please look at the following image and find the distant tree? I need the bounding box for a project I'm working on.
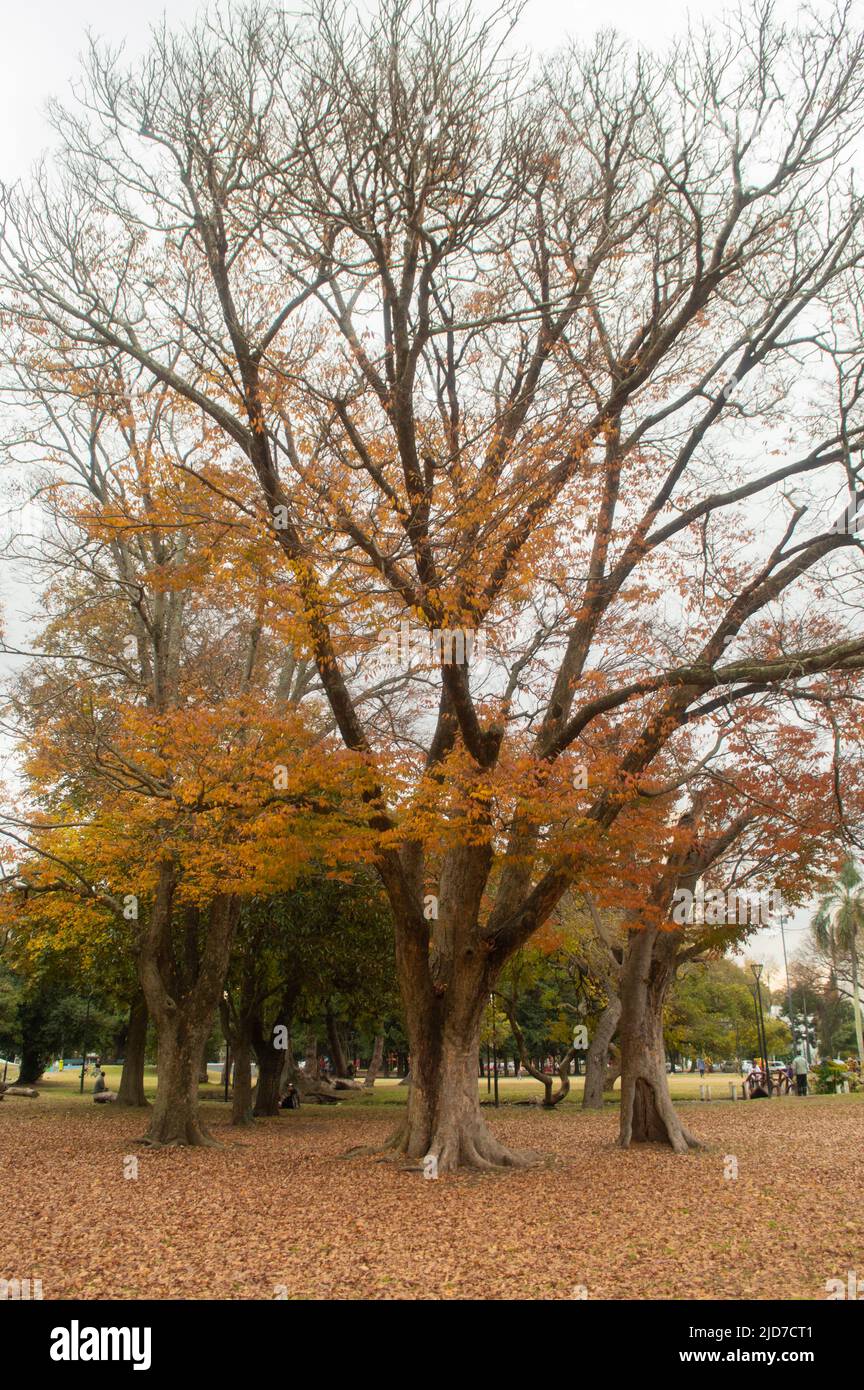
[811,861,864,1062]
[665,957,790,1063]
[221,871,397,1122]
[789,959,857,1059]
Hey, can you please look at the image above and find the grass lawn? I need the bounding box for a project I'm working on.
[9,1065,765,1107]
[1,1072,861,1299]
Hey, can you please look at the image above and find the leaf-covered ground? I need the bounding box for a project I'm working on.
[1,1093,860,1299]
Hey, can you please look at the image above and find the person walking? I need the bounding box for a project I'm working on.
[696,1056,706,1080]
[793,1051,809,1096]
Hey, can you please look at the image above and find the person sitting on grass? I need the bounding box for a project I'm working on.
[279,1083,300,1110]
[92,1067,117,1103]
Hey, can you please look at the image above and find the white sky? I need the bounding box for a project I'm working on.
[0,0,825,985]
[0,0,729,184]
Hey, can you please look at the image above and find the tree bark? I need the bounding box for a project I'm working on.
[386,928,536,1172]
[116,992,149,1107]
[604,1044,622,1092]
[143,1010,217,1145]
[252,997,295,1116]
[16,1042,45,1087]
[218,996,257,1126]
[583,996,621,1110]
[394,1023,534,1170]
[325,1006,349,1077]
[139,867,239,1146]
[304,1034,318,1078]
[364,1032,385,1089]
[230,1034,254,1126]
[252,1045,283,1115]
[505,1002,574,1106]
[618,926,700,1153]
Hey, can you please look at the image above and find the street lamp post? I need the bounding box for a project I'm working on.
[749,987,761,1067]
[490,994,499,1108]
[222,990,230,1104]
[779,911,796,1049]
[751,963,770,1088]
[801,990,812,1065]
[79,994,92,1096]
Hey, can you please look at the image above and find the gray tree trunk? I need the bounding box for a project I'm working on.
[582,997,621,1110]
[618,927,699,1153]
[116,992,149,1107]
[364,1033,385,1089]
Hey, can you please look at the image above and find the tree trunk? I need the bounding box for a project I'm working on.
[583,996,621,1110]
[16,1042,45,1087]
[116,992,149,1107]
[142,1011,216,1146]
[387,936,536,1172]
[618,926,700,1153]
[604,1044,622,1092]
[139,869,239,1146]
[253,1045,283,1115]
[279,1036,298,1090]
[364,1032,385,1089]
[278,1032,337,1101]
[218,996,257,1126]
[505,1002,574,1106]
[325,1007,349,1077]
[254,991,297,1114]
[231,1035,254,1126]
[252,1001,294,1116]
[393,1023,535,1170]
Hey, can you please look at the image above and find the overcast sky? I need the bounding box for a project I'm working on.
[0,0,824,992]
[0,0,728,184]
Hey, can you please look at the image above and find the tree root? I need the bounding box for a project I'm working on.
[340,1113,539,1173]
[134,1130,223,1149]
[619,1109,703,1154]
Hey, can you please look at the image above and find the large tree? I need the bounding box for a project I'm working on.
[4,0,864,1168]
